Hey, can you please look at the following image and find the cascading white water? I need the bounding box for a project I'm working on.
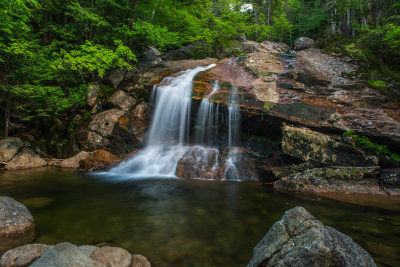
[107,60,244,180]
[108,64,215,178]
[195,81,220,146]
[225,85,241,180]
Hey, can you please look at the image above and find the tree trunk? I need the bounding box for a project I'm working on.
[4,89,10,138]
[267,0,271,26]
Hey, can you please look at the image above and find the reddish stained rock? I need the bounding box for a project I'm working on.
[0,197,35,257]
[79,150,119,171]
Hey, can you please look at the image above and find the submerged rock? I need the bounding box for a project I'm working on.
[0,197,35,256]
[0,137,24,163]
[0,244,53,267]
[273,167,386,195]
[247,206,376,267]
[5,148,47,170]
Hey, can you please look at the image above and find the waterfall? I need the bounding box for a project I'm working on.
[107,62,243,180]
[194,81,220,146]
[108,64,215,178]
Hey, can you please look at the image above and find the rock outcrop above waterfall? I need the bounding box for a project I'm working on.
[247,207,376,267]
[0,197,35,256]
[293,37,315,50]
[1,242,151,267]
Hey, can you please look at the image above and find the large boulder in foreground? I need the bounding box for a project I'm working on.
[0,197,35,256]
[5,148,47,170]
[247,207,376,267]
[0,244,53,267]
[0,137,24,163]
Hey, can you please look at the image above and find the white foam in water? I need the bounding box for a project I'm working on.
[104,64,216,179]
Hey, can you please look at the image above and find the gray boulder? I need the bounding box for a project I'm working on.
[161,42,211,61]
[293,37,315,51]
[104,69,126,88]
[0,137,24,162]
[88,109,126,138]
[0,197,35,256]
[107,90,137,111]
[247,206,376,267]
[30,242,102,267]
[138,47,162,69]
[0,244,53,267]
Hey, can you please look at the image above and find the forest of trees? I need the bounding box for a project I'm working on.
[1,0,399,138]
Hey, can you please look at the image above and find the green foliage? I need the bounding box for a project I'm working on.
[344,130,400,163]
[368,80,387,88]
[55,40,136,79]
[10,84,88,120]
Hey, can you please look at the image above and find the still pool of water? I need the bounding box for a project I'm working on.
[0,169,399,267]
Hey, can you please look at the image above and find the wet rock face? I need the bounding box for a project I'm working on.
[0,197,35,256]
[282,125,378,167]
[273,167,386,195]
[5,148,47,170]
[293,37,315,51]
[0,244,53,267]
[247,206,376,267]
[0,137,24,163]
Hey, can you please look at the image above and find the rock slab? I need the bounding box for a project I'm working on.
[247,206,376,267]
[90,246,131,267]
[0,197,35,256]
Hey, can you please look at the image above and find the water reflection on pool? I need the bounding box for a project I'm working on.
[0,169,399,267]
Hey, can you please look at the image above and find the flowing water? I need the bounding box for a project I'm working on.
[108,63,245,180]
[0,169,399,267]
